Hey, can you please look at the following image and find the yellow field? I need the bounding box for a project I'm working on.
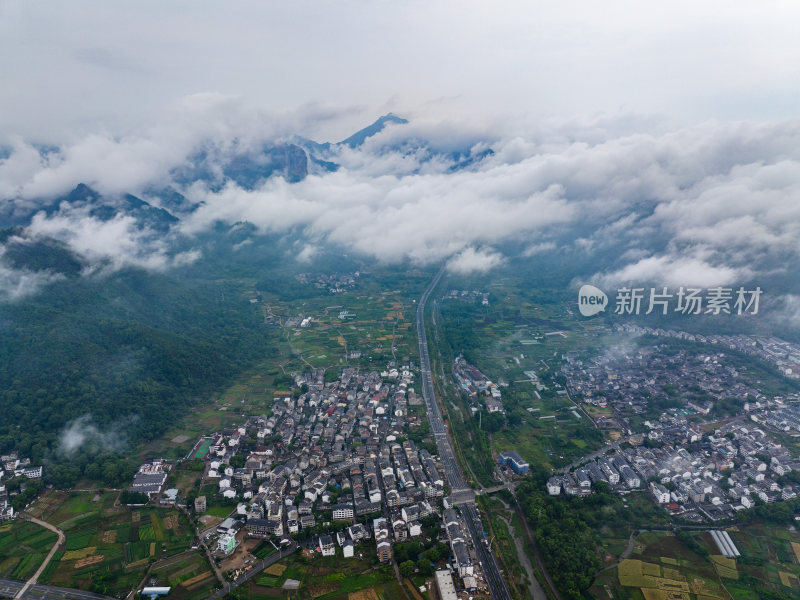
[163,514,178,530]
[619,560,660,587]
[779,571,799,588]
[74,555,104,568]
[63,547,96,560]
[149,542,156,556]
[181,570,215,589]
[265,563,286,576]
[792,542,800,563]
[657,579,690,593]
[662,567,684,581]
[642,562,662,577]
[124,558,150,570]
[101,530,117,543]
[710,555,736,570]
[641,589,689,600]
[348,590,379,600]
[619,559,691,593]
[660,557,680,566]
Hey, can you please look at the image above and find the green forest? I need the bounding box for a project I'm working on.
[0,229,335,488]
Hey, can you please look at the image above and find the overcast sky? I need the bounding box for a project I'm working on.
[3,1,800,329]
[2,1,800,143]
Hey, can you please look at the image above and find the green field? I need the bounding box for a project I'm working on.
[194,439,212,459]
[0,521,57,580]
[240,552,404,600]
[591,524,800,600]
[30,490,202,597]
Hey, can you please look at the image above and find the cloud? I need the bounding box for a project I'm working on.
[27,205,199,275]
[3,103,800,306]
[58,414,133,455]
[446,247,505,274]
[296,244,318,263]
[4,2,800,143]
[594,255,747,289]
[521,241,556,257]
[0,260,65,301]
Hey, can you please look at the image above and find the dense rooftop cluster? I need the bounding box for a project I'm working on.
[562,342,761,431]
[549,422,800,522]
[615,324,800,379]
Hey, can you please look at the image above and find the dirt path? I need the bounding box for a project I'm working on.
[16,514,65,599]
[498,514,547,600]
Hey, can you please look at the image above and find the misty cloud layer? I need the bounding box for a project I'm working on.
[2,100,800,300]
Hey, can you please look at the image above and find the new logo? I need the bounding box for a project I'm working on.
[578,284,608,316]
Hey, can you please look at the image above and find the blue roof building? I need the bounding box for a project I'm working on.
[498,451,529,474]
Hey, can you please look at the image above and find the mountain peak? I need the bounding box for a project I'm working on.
[339,113,408,148]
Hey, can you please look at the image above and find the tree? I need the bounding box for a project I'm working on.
[120,490,149,505]
[399,560,415,578]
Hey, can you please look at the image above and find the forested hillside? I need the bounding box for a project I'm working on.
[0,225,341,487]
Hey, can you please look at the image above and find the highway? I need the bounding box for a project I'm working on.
[0,578,116,600]
[416,267,512,600]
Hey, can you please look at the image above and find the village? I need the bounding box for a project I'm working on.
[0,452,44,521]
[613,324,800,379]
[547,420,800,521]
[126,361,497,597]
[549,326,800,524]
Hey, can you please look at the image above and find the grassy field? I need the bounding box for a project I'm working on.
[30,490,200,596]
[430,277,608,483]
[478,496,530,600]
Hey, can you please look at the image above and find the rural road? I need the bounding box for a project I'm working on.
[14,515,65,599]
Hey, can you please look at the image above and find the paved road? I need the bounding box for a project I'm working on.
[0,579,116,600]
[207,541,297,600]
[416,268,512,600]
[555,437,630,474]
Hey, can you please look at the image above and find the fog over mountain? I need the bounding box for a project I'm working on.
[2,101,800,324]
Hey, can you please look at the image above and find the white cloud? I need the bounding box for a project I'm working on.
[58,414,133,455]
[446,247,505,274]
[595,255,747,289]
[0,260,65,301]
[521,241,557,257]
[27,206,198,274]
[296,244,318,263]
[3,104,800,304]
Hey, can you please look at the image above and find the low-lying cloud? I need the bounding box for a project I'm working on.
[59,414,135,455]
[2,98,800,301]
[447,247,505,274]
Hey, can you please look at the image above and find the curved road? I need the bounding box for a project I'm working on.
[14,515,66,599]
[416,268,513,600]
